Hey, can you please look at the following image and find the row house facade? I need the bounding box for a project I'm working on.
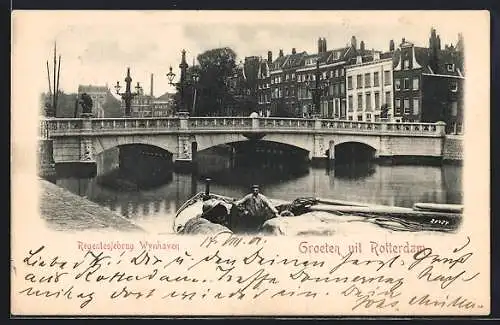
[392,29,464,133]
[256,37,362,118]
[345,51,395,122]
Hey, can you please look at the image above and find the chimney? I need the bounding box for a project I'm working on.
[323,38,327,52]
[318,37,322,53]
[351,36,357,49]
[267,51,273,63]
[373,50,380,61]
[150,73,154,97]
[279,49,284,57]
[437,35,441,50]
[360,41,365,53]
[292,48,296,54]
[389,39,395,52]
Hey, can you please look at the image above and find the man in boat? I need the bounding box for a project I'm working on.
[233,185,280,229]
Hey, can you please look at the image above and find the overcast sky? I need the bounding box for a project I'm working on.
[13,11,473,98]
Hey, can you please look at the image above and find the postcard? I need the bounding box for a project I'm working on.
[11,10,490,316]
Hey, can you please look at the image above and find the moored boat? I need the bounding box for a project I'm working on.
[173,180,463,235]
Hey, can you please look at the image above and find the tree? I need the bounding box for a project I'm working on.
[174,47,238,116]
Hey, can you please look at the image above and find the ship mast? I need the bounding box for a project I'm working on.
[46,41,61,117]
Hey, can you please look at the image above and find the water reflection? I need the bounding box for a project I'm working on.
[54,148,463,234]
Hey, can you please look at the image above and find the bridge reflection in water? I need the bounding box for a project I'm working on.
[53,143,462,234]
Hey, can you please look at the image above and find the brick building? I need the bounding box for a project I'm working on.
[124,74,175,117]
[392,28,464,133]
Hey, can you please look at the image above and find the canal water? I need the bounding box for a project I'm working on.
[53,146,463,234]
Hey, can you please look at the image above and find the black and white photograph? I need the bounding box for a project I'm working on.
[12,11,490,316]
[37,12,464,236]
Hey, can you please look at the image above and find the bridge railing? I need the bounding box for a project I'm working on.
[91,118,180,131]
[188,117,252,129]
[259,118,316,129]
[319,120,442,134]
[41,116,446,137]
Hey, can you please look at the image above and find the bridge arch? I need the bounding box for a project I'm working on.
[92,134,178,157]
[334,141,377,162]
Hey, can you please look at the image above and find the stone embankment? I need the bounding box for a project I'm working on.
[443,135,464,161]
[39,179,145,232]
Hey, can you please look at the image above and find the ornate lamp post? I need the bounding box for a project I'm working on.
[305,60,329,118]
[166,49,190,117]
[115,67,142,117]
[191,70,200,115]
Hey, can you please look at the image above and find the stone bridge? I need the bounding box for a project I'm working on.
[39,116,447,170]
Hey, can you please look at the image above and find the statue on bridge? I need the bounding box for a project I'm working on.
[79,93,94,116]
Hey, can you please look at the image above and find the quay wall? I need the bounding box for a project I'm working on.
[443,135,464,161]
[39,179,145,232]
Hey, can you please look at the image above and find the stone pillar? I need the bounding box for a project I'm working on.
[328,140,335,160]
[311,134,326,163]
[38,139,56,178]
[252,117,259,129]
[178,112,189,129]
[80,114,96,163]
[436,121,447,136]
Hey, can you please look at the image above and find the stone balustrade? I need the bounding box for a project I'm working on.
[40,116,446,138]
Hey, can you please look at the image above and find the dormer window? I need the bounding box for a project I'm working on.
[403,59,410,70]
[447,64,455,72]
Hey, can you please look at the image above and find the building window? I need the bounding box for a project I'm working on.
[292,73,295,80]
[348,95,353,111]
[335,69,339,78]
[373,72,380,87]
[395,79,401,90]
[451,101,458,116]
[413,77,419,90]
[357,94,363,110]
[334,84,340,97]
[450,80,458,92]
[404,59,410,70]
[365,73,371,88]
[384,71,391,85]
[395,98,401,114]
[404,78,410,90]
[341,69,345,76]
[366,93,372,110]
[357,75,363,89]
[357,115,363,121]
[340,82,345,95]
[374,92,380,109]
[447,64,455,72]
[413,98,419,115]
[404,98,410,114]
[385,91,391,107]
[347,76,353,90]
[366,113,372,121]
[348,116,353,121]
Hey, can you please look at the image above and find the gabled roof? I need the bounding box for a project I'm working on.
[271,55,287,70]
[324,46,353,63]
[156,92,175,101]
[281,51,308,69]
